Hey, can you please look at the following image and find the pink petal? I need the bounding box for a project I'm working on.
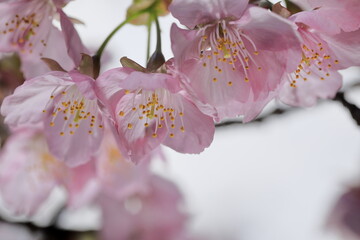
[292,0,360,36]
[170,24,199,66]
[178,58,250,120]
[97,129,151,200]
[96,67,134,100]
[0,128,64,216]
[237,6,302,72]
[20,26,76,78]
[169,0,248,29]
[114,93,167,163]
[68,71,98,99]
[279,69,342,107]
[65,159,99,208]
[1,72,72,128]
[324,29,360,69]
[122,71,181,93]
[58,9,89,66]
[308,0,360,33]
[163,95,214,153]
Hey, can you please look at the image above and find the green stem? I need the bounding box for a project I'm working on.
[92,8,149,77]
[145,12,165,71]
[146,18,152,61]
[95,10,146,59]
[154,13,162,53]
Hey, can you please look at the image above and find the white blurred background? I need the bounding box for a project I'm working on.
[3,1,360,239]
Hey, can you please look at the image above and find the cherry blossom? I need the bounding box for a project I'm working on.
[99,175,189,240]
[279,1,360,106]
[169,0,302,121]
[0,0,87,77]
[1,70,104,166]
[96,62,215,163]
[0,128,97,215]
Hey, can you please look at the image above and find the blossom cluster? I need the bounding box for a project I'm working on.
[0,0,359,238]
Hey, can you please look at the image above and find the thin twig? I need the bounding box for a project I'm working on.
[334,92,360,126]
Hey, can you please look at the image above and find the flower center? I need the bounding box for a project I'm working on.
[118,89,185,139]
[198,20,262,86]
[288,29,339,88]
[27,133,67,180]
[1,2,53,54]
[43,85,103,136]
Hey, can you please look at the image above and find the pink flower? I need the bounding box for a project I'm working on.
[169,0,302,122]
[96,128,152,199]
[96,63,215,163]
[279,2,360,106]
[291,0,360,34]
[328,187,360,239]
[1,70,104,166]
[0,128,97,215]
[0,0,88,78]
[99,175,189,240]
[0,0,57,54]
